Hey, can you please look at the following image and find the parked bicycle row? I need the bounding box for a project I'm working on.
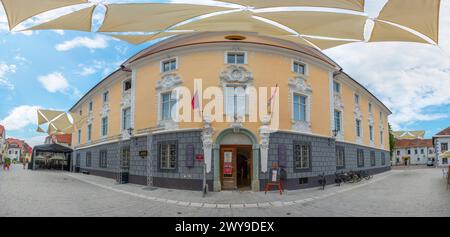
[317,170,374,190]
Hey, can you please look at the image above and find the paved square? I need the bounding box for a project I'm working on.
[0,165,449,217]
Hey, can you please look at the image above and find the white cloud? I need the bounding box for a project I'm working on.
[0,105,40,131]
[0,63,17,90]
[80,67,97,76]
[55,35,109,52]
[38,72,70,93]
[327,43,450,130]
[37,72,81,99]
[53,30,65,36]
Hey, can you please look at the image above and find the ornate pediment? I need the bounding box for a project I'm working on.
[121,91,132,108]
[354,105,363,120]
[334,94,344,111]
[288,76,312,95]
[100,103,110,118]
[220,65,253,86]
[156,73,183,91]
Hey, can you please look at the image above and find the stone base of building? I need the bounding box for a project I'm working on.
[72,130,392,192]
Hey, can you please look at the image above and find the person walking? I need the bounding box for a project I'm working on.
[22,158,28,170]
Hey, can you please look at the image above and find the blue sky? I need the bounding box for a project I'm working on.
[0,0,449,146]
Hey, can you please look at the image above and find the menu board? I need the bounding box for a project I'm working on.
[224,152,233,177]
[271,169,278,182]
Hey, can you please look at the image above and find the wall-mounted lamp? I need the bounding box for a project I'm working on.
[127,128,138,146]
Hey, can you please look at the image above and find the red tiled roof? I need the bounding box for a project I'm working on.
[436,126,450,136]
[6,138,24,148]
[395,139,433,149]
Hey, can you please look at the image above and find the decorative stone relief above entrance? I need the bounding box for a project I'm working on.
[220,65,253,86]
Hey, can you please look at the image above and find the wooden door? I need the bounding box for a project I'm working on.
[220,147,237,190]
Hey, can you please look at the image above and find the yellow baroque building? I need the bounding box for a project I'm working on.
[69,32,391,192]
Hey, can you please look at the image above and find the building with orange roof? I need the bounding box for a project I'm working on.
[433,126,450,167]
[0,124,6,163]
[393,138,434,166]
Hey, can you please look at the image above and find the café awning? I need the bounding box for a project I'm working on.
[173,11,292,36]
[0,0,87,30]
[98,3,230,33]
[0,0,442,50]
[218,0,365,12]
[369,20,429,44]
[25,5,95,32]
[109,31,193,45]
[255,11,367,40]
[376,0,440,43]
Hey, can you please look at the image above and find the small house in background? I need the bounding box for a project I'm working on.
[433,126,450,167]
[393,139,434,166]
[0,124,6,163]
[5,138,32,163]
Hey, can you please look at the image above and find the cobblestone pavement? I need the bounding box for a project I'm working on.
[1,164,449,217]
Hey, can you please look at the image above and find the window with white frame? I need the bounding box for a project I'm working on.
[99,150,107,168]
[380,111,383,122]
[370,151,376,166]
[225,86,247,118]
[88,101,93,112]
[354,94,360,105]
[79,109,82,116]
[78,129,81,144]
[122,107,131,130]
[333,81,341,94]
[293,61,306,75]
[123,80,132,92]
[159,142,177,170]
[356,119,362,137]
[226,52,246,64]
[103,91,109,103]
[87,124,92,142]
[369,125,374,141]
[293,93,307,122]
[101,116,108,137]
[161,92,177,121]
[161,58,177,73]
[380,131,384,145]
[294,141,311,171]
[334,110,342,132]
[357,149,364,167]
[442,143,448,152]
[336,146,345,169]
[86,152,92,167]
[368,102,372,113]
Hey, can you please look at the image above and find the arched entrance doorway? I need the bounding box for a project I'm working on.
[213,128,260,192]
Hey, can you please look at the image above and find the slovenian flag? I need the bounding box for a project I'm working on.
[192,89,200,110]
[268,84,279,106]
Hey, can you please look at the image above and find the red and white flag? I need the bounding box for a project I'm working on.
[268,84,279,107]
[192,90,200,110]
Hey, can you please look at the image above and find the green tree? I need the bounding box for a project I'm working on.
[389,123,395,157]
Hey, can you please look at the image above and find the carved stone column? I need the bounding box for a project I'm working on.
[202,116,214,173]
[259,115,271,173]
